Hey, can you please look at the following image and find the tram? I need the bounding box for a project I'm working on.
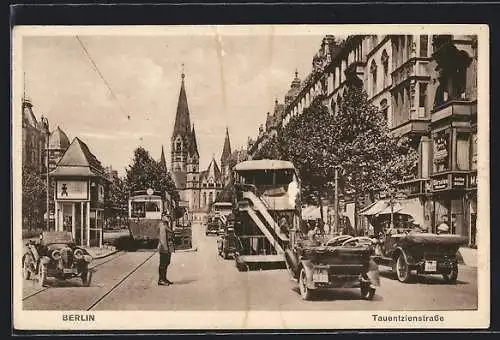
[128,188,174,246]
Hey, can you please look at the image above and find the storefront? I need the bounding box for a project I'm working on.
[430,172,469,238]
[49,137,110,247]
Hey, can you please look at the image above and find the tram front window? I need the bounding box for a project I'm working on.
[131,200,161,218]
[145,201,160,212]
[131,202,146,218]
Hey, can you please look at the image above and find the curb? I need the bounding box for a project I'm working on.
[91,249,120,260]
[174,247,198,253]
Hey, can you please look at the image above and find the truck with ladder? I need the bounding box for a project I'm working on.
[231,160,301,271]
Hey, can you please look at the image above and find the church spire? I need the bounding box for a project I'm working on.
[160,145,167,169]
[172,67,191,137]
[221,126,232,165]
[190,125,199,157]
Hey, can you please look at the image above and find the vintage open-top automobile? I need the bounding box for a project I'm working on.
[373,226,468,283]
[284,234,380,301]
[22,231,93,287]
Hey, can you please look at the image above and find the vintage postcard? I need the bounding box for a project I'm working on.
[12,24,490,330]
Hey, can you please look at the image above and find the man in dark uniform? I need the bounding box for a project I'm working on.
[158,212,174,286]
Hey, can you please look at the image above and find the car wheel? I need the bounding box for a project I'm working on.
[360,284,376,300]
[81,267,92,287]
[22,254,34,280]
[443,263,458,284]
[299,268,313,300]
[396,254,411,283]
[38,263,47,287]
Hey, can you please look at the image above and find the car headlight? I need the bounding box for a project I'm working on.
[83,255,93,262]
[51,249,61,260]
[73,248,84,260]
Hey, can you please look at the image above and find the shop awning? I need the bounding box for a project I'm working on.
[376,198,424,226]
[358,200,389,216]
[301,205,328,221]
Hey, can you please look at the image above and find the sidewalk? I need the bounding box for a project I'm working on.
[457,247,477,267]
[84,244,119,259]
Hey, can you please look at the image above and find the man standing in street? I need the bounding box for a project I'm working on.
[158,212,174,286]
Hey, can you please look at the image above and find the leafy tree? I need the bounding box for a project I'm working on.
[280,97,336,221]
[125,147,180,203]
[22,165,46,230]
[330,83,418,232]
[104,173,128,228]
[253,134,287,161]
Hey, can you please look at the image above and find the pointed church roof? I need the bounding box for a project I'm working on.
[22,99,38,128]
[49,126,70,150]
[172,71,191,137]
[50,137,108,180]
[190,125,199,157]
[160,145,167,168]
[221,127,232,164]
[201,157,221,181]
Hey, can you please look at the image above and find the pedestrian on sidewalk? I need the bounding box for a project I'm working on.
[158,211,174,286]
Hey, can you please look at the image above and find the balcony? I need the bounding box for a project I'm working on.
[391,59,431,89]
[431,99,476,125]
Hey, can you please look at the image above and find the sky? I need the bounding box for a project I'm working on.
[22,28,326,176]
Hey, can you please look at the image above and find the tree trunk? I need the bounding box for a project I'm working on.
[319,194,324,222]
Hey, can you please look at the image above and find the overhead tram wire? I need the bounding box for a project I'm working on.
[75,35,129,119]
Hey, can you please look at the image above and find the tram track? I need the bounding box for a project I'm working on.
[22,251,127,301]
[86,250,157,310]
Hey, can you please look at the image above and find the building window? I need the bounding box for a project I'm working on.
[419,35,429,57]
[176,140,182,152]
[208,192,213,206]
[330,98,336,115]
[456,133,470,170]
[419,82,428,108]
[370,60,377,96]
[381,50,389,89]
[337,94,342,113]
[203,192,207,207]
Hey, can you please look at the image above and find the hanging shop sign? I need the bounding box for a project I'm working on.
[56,180,89,200]
[468,172,478,188]
[432,174,450,191]
[452,174,467,189]
[399,179,428,195]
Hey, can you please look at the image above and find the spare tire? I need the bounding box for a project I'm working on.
[284,248,300,278]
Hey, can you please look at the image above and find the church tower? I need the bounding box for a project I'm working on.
[171,69,192,176]
[220,127,232,185]
[186,125,200,210]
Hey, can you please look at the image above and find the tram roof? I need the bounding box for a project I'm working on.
[233,159,296,172]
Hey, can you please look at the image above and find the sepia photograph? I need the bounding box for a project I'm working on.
[12,24,489,330]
